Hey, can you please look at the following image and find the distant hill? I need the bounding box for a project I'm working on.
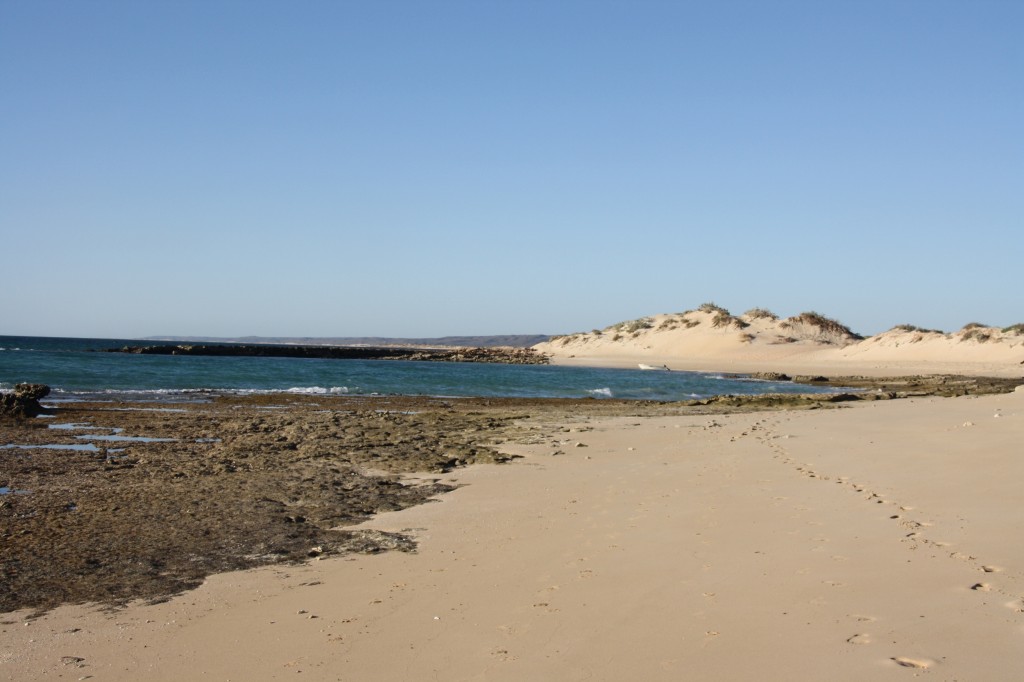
[143,334,552,348]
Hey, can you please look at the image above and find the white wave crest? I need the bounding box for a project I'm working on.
[586,387,614,398]
[285,386,351,395]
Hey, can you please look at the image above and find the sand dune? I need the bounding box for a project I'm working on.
[535,306,1024,377]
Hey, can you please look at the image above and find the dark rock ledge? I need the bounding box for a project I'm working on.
[103,344,549,365]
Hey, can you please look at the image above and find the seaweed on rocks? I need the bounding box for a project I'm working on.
[0,395,525,613]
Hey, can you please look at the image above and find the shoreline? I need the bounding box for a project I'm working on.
[547,351,1024,379]
[2,377,1020,613]
[2,383,1023,679]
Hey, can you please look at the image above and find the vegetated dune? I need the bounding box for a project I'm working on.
[835,323,1024,364]
[534,304,1024,377]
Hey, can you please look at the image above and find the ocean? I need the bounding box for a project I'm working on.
[0,335,837,402]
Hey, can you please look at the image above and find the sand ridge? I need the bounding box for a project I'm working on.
[536,307,1024,377]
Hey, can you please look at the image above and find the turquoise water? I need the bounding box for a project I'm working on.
[0,335,837,402]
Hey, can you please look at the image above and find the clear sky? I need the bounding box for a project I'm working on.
[2,0,1021,339]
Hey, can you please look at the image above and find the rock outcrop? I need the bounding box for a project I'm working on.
[0,383,50,418]
[106,344,549,365]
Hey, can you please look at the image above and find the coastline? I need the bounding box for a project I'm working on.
[3,383,1023,680]
[106,343,548,364]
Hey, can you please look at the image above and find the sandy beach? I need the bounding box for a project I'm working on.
[3,379,1023,681]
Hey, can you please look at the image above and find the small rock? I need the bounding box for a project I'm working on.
[15,383,50,400]
[1,383,51,418]
[750,372,791,381]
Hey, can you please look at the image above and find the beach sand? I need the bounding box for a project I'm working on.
[3,386,1023,680]
[549,350,1024,380]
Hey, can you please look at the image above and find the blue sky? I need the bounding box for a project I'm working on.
[2,0,1021,338]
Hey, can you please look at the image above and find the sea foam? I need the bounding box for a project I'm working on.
[285,386,351,395]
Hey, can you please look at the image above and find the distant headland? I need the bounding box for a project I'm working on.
[142,334,551,348]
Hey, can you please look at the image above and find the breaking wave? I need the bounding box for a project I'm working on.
[285,386,351,395]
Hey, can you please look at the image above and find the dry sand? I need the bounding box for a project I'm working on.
[548,351,1024,380]
[3,386,1023,681]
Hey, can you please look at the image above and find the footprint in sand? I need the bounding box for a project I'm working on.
[846,633,871,645]
[491,647,518,661]
[891,656,933,669]
[970,582,992,592]
[850,614,877,623]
